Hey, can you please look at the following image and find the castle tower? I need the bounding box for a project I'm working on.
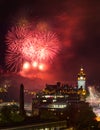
[78,67,86,90]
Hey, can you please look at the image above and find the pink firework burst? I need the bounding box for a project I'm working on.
[5,51,24,72]
[5,25,60,72]
[6,25,32,59]
[6,26,31,53]
[22,30,60,62]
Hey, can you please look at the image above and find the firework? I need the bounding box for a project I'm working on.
[22,30,60,62]
[5,25,60,72]
[38,63,45,71]
[32,61,38,68]
[22,62,31,70]
[5,51,24,72]
[6,26,30,53]
[86,86,100,121]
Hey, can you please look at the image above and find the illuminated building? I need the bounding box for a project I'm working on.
[78,67,86,90]
[32,70,87,117]
[32,82,81,117]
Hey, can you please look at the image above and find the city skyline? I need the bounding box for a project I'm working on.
[0,0,100,88]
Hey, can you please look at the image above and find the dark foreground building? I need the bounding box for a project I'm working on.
[32,81,86,118]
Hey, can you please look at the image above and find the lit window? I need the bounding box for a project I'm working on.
[43,100,47,102]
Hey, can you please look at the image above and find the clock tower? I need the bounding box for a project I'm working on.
[78,67,86,90]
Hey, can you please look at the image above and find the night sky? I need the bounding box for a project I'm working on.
[0,0,100,89]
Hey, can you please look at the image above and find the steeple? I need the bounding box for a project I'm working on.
[77,67,86,90]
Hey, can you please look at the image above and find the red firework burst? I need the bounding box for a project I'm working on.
[5,25,60,72]
[22,30,60,62]
[6,26,30,53]
[5,51,24,72]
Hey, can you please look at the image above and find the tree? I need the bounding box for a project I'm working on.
[0,105,24,124]
[0,106,12,123]
[67,102,97,130]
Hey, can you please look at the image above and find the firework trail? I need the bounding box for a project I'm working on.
[86,86,100,121]
[5,25,60,72]
[5,51,24,72]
